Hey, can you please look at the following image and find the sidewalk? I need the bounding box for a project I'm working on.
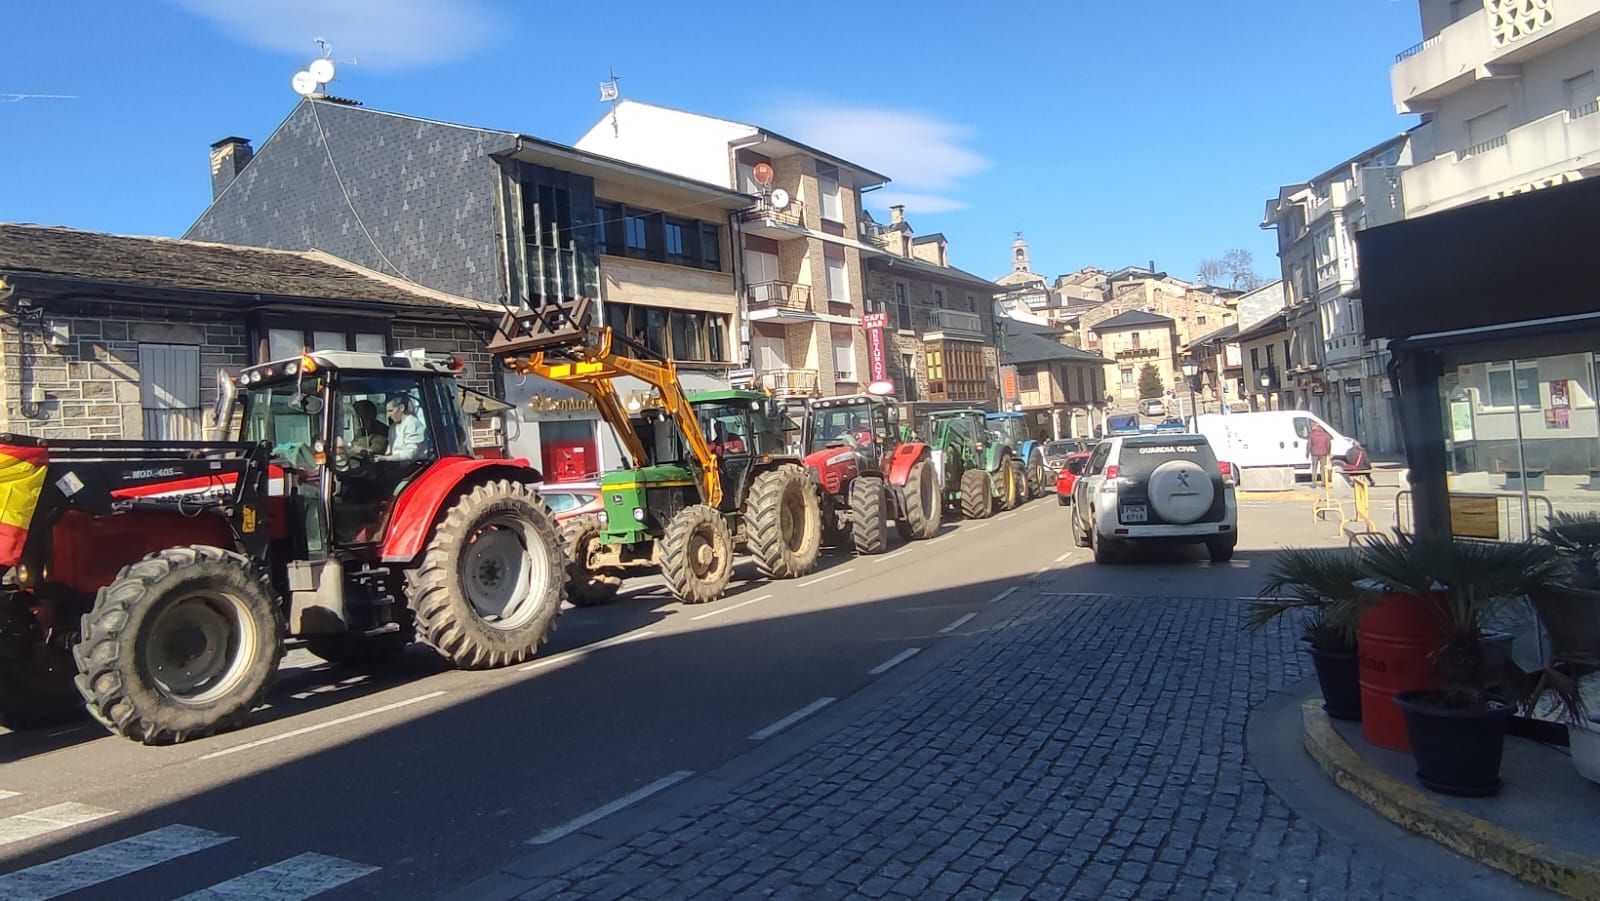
[459,580,1531,900]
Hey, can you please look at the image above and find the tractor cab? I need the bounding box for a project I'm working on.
[985,413,1030,450]
[690,390,794,513]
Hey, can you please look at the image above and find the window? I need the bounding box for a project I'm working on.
[1486,361,1539,408]
[139,343,201,440]
[833,334,856,381]
[1283,340,1291,366]
[1131,331,1141,349]
[707,317,727,362]
[664,221,685,258]
[1075,367,1087,403]
[643,308,668,358]
[700,224,721,271]
[595,204,615,255]
[268,328,303,360]
[671,311,706,361]
[1018,367,1039,392]
[1251,347,1260,370]
[1465,106,1508,150]
[1566,71,1597,112]
[313,331,346,352]
[1197,315,1207,326]
[817,163,843,222]
[606,301,729,363]
[902,353,918,401]
[825,252,849,303]
[895,283,911,329]
[1120,368,1134,390]
[264,324,387,361]
[1267,345,1277,368]
[934,289,944,308]
[625,215,648,252]
[354,333,387,354]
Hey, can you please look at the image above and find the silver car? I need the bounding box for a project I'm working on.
[1070,434,1238,564]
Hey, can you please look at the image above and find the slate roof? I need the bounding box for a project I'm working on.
[1000,319,1109,366]
[1235,310,1289,341]
[1187,322,1240,347]
[1092,309,1175,330]
[0,224,497,313]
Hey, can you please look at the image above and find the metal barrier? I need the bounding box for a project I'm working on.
[1393,489,1554,543]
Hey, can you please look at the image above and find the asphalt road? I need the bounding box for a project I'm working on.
[0,492,1312,900]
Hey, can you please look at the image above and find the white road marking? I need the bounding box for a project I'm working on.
[47,726,87,738]
[200,691,447,761]
[1054,551,1074,563]
[988,586,1019,605]
[0,790,19,801]
[799,568,854,588]
[518,630,657,672]
[1034,565,1051,575]
[0,803,114,847]
[528,770,695,846]
[690,594,773,621]
[868,648,921,675]
[939,612,977,634]
[0,824,233,900]
[869,548,911,564]
[176,852,379,900]
[749,697,837,741]
[925,533,953,544]
[965,522,990,532]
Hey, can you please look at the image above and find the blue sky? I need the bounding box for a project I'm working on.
[2,0,1422,284]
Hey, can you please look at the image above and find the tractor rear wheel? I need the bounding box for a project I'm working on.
[960,469,995,520]
[408,480,564,669]
[561,515,623,607]
[304,627,411,667]
[661,505,733,604]
[1026,451,1047,499]
[896,460,941,541]
[849,476,888,556]
[0,603,84,729]
[747,464,823,579]
[73,546,282,744]
[1007,459,1028,509]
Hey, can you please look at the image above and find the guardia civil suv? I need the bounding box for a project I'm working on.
[1069,434,1238,564]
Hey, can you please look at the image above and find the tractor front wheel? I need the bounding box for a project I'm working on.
[661,505,733,604]
[561,515,624,607]
[960,469,995,520]
[849,476,889,556]
[896,460,941,541]
[747,465,823,578]
[73,546,283,744]
[408,480,564,669]
[1006,459,1028,509]
[1026,451,1047,500]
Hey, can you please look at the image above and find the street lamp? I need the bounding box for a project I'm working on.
[1181,360,1199,424]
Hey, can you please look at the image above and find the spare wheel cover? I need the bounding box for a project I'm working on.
[1147,460,1213,524]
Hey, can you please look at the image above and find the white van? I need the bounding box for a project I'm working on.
[1189,411,1354,478]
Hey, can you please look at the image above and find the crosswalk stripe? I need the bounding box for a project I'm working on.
[176,851,380,900]
[0,790,20,800]
[0,824,233,901]
[0,802,114,847]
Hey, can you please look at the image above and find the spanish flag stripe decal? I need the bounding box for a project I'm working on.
[0,446,48,568]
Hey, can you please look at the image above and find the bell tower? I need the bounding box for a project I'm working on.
[1011,232,1031,274]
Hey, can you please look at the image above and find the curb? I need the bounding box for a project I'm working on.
[1301,699,1600,900]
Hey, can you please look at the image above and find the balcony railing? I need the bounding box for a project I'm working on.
[746,280,813,314]
[740,196,804,229]
[1114,347,1160,362]
[1394,33,1441,63]
[1573,98,1600,120]
[763,368,820,398]
[926,308,984,339]
[1462,133,1509,157]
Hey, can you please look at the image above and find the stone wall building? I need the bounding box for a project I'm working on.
[1091,310,1182,407]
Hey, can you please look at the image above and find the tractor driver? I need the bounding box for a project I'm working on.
[380,396,426,461]
[350,400,389,456]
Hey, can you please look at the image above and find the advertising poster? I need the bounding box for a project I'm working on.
[1547,379,1570,429]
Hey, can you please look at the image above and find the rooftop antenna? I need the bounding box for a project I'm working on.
[292,38,342,99]
[599,68,621,137]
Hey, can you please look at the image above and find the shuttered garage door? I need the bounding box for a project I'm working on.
[138,343,201,440]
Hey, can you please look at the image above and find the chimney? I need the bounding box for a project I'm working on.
[890,204,905,225]
[209,137,254,199]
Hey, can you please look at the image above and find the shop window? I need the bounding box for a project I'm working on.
[604,301,729,363]
[1486,361,1539,409]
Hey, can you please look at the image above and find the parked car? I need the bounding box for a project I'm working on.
[1070,434,1238,564]
[1054,452,1092,506]
[1138,397,1166,417]
[1154,417,1186,433]
[1041,439,1089,473]
[1189,411,1354,480]
[536,480,603,524]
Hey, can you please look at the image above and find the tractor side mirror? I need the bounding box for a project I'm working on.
[288,393,325,416]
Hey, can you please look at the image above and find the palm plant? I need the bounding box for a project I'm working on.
[1537,511,1600,590]
[1248,547,1367,652]
[1358,531,1564,708]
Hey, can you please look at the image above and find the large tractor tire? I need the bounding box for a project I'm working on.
[0,603,84,729]
[1026,450,1048,500]
[747,464,823,579]
[661,505,733,604]
[73,546,283,744]
[1005,459,1028,509]
[408,479,565,670]
[561,515,623,607]
[960,468,995,520]
[304,624,411,667]
[895,459,941,542]
[849,476,889,556]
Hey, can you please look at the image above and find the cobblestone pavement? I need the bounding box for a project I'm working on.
[519,584,1449,900]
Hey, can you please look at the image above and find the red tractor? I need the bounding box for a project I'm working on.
[801,394,942,555]
[0,349,565,743]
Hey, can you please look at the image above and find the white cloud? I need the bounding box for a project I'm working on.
[764,103,988,215]
[169,0,498,69]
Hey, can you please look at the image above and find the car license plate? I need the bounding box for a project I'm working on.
[1121,504,1148,523]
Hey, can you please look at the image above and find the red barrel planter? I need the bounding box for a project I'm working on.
[1358,591,1444,750]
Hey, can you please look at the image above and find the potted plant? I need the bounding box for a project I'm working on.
[1361,532,1564,796]
[1249,548,1366,721]
[1533,512,1600,662]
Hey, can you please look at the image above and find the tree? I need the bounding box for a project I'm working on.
[1137,363,1164,400]
[1197,248,1265,291]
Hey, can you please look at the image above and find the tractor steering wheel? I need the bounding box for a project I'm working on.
[333,443,377,479]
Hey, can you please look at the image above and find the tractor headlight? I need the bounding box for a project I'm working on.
[285,361,299,376]
[15,563,30,587]
[597,510,608,525]
[632,507,646,522]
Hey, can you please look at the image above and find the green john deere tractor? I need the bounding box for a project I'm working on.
[923,409,1026,519]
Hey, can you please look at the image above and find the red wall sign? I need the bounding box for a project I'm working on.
[862,313,891,393]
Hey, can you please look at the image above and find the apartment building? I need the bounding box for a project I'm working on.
[999,319,1109,439]
[860,207,1001,416]
[1077,272,1235,350]
[1391,0,1600,216]
[187,99,750,481]
[575,100,889,401]
[1092,310,1182,406]
[1261,134,1417,450]
[1238,311,1293,412]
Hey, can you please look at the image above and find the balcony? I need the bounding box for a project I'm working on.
[739,196,806,240]
[746,280,815,323]
[1401,105,1600,215]
[924,308,985,341]
[1324,332,1363,366]
[1391,0,1600,113]
[1114,347,1161,362]
[764,367,819,399]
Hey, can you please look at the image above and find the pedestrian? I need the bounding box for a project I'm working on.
[1307,422,1332,483]
[1339,438,1375,486]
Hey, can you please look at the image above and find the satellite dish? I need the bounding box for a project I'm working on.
[769,188,790,210]
[308,58,336,84]
[291,71,319,96]
[752,162,775,186]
